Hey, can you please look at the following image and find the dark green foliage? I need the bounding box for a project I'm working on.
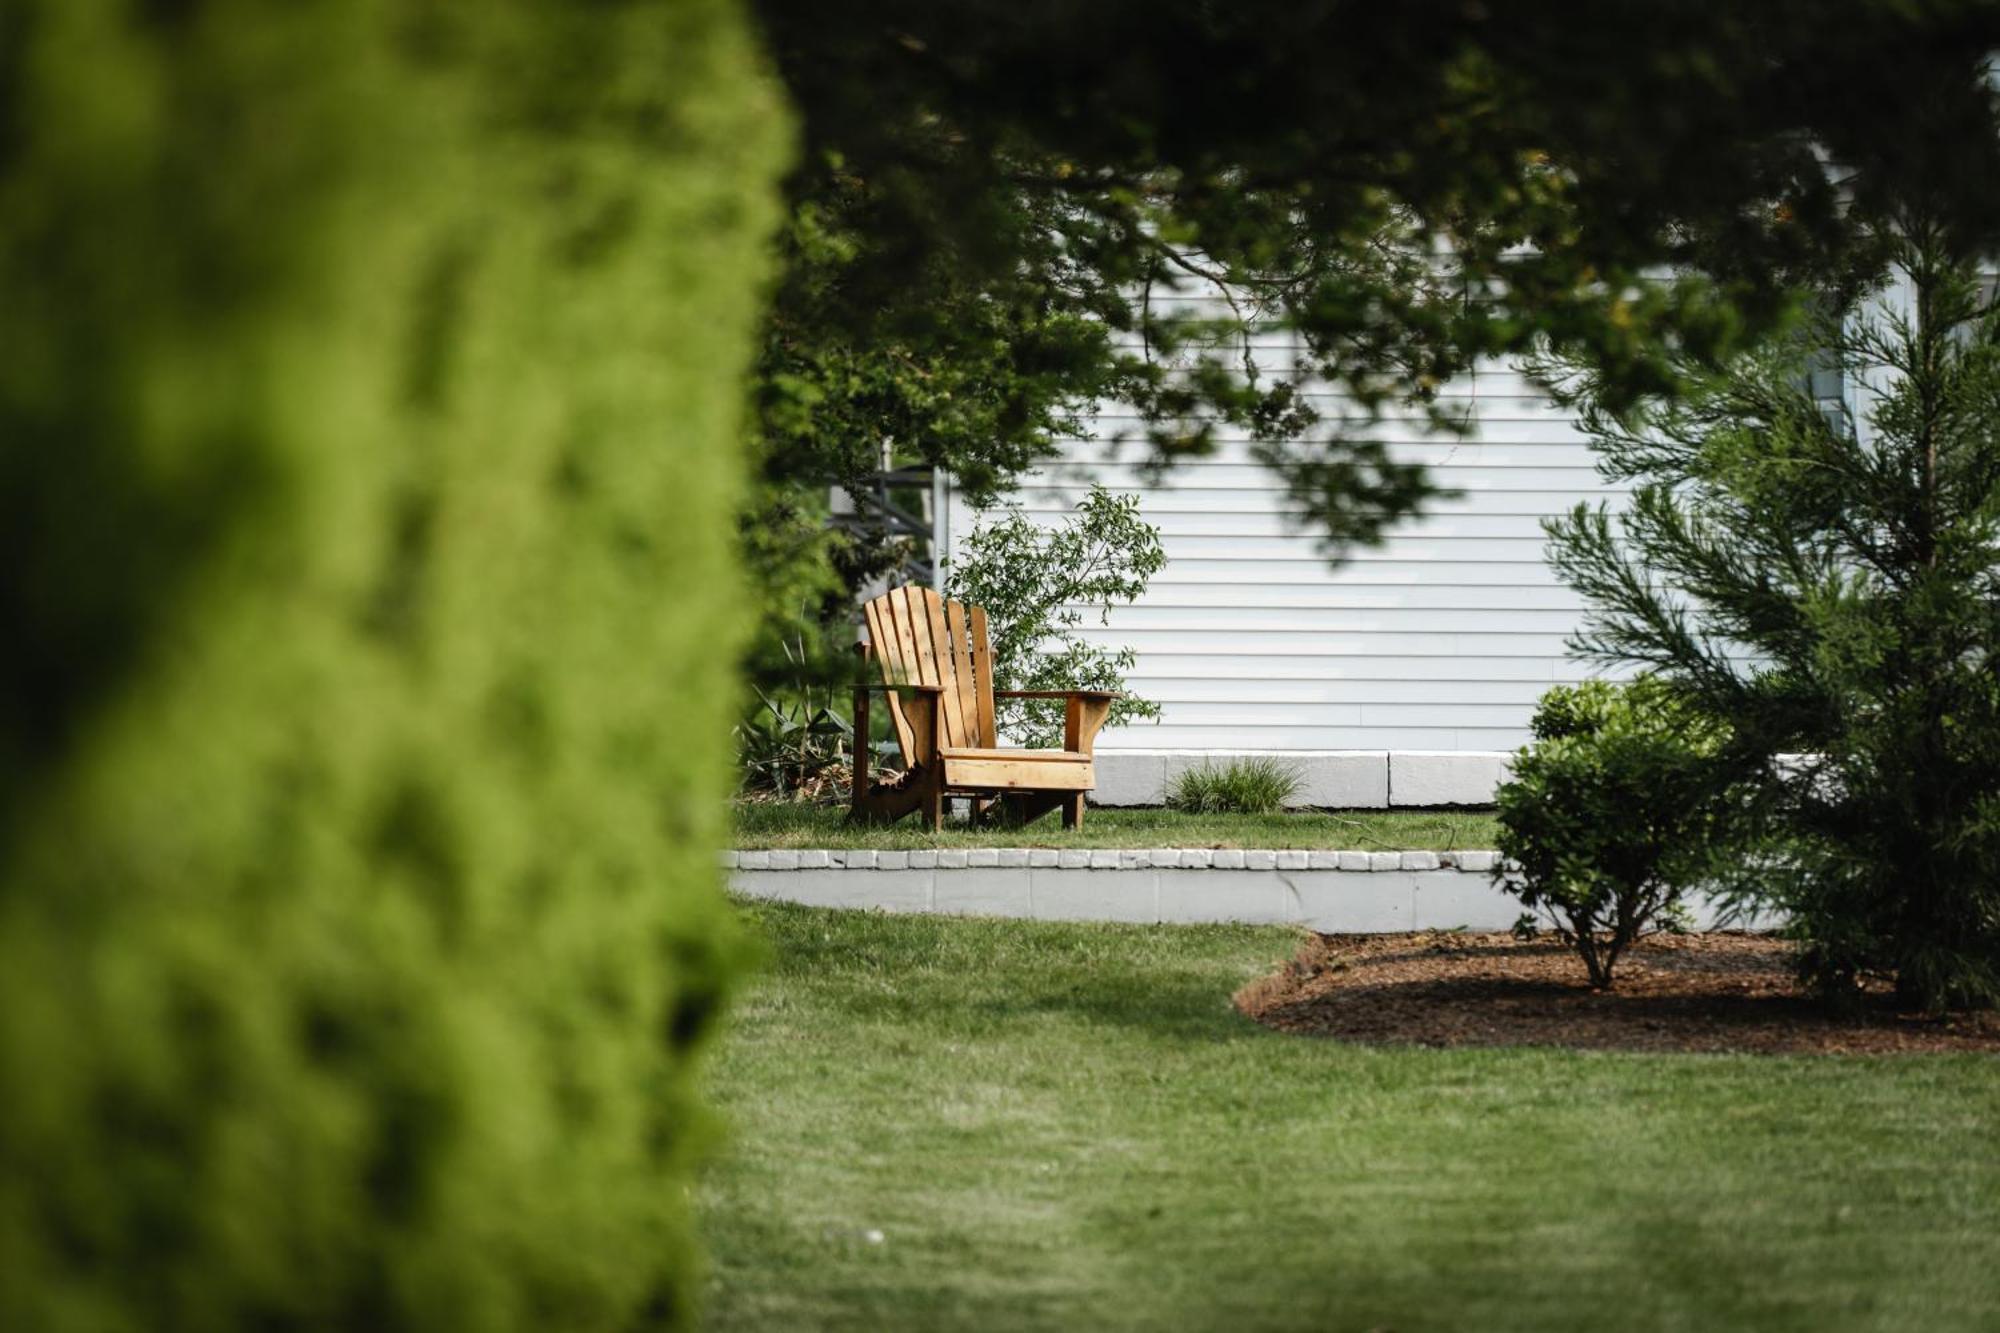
[757,0,2000,557]
[741,2,2000,709]
[736,482,857,694]
[944,486,1164,748]
[1544,229,2000,1011]
[739,169,1137,700]
[1164,759,1304,816]
[754,173,1118,507]
[0,3,786,1329]
[1494,680,1737,988]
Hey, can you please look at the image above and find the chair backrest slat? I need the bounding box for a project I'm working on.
[899,587,941,693]
[863,585,997,759]
[945,599,984,748]
[969,605,996,748]
[862,595,915,762]
[920,590,971,748]
[887,587,925,692]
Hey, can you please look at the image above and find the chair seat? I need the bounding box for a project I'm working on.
[940,746,1096,792]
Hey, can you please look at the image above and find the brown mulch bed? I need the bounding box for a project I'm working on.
[1236,930,2000,1055]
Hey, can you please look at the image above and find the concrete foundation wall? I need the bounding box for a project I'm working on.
[1089,750,1512,808]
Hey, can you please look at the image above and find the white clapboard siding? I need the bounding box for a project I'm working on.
[944,278,1629,751]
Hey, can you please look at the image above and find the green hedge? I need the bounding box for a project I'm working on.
[0,3,786,1329]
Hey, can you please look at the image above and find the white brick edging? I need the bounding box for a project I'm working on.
[731,847,1503,873]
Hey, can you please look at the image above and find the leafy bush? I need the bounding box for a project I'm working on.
[0,5,784,1331]
[1165,758,1303,814]
[1543,232,2000,1010]
[944,486,1165,747]
[1493,680,1737,988]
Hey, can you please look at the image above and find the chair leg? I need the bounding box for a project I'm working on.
[848,764,933,828]
[1062,793,1084,830]
[922,778,945,833]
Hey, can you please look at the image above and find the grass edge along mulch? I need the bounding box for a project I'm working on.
[1237,929,2000,1055]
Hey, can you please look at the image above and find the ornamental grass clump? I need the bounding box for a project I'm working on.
[1166,758,1304,815]
[1494,680,1738,989]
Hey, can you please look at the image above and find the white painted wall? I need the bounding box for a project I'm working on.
[944,354,1628,759]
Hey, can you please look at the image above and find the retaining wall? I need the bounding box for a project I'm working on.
[1089,750,1511,808]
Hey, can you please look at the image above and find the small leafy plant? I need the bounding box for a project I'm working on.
[736,635,853,799]
[1493,678,1737,988]
[944,485,1165,748]
[1165,757,1303,815]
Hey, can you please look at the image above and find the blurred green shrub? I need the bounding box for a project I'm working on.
[1165,758,1303,815]
[0,3,785,1329]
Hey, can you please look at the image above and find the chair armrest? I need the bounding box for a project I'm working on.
[850,682,942,778]
[992,689,1121,700]
[993,689,1118,755]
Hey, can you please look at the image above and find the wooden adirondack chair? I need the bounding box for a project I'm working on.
[851,585,1117,832]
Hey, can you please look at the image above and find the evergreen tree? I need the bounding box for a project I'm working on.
[1544,226,2000,1011]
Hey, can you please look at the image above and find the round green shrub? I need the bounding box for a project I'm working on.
[0,3,787,1329]
[1494,679,1738,988]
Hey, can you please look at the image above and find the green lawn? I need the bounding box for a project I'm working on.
[698,902,2000,1332]
[733,800,1499,850]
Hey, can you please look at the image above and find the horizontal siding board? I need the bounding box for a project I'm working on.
[1033,453,1612,486]
[1144,536,1560,561]
[1132,678,1565,705]
[1108,701,1533,728]
[1079,415,1588,445]
[1133,583,1586,610]
[1095,606,1584,633]
[1124,655,1607,682]
[1068,628,1572,657]
[1361,703,1535,728]
[1144,558,1563,583]
[999,511,1592,539]
[1099,725,1531,750]
[1007,481,1621,507]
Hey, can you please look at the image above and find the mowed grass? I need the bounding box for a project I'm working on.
[733,800,1499,850]
[698,902,2000,1332]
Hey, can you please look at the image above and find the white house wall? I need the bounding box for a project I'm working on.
[944,334,1632,804]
